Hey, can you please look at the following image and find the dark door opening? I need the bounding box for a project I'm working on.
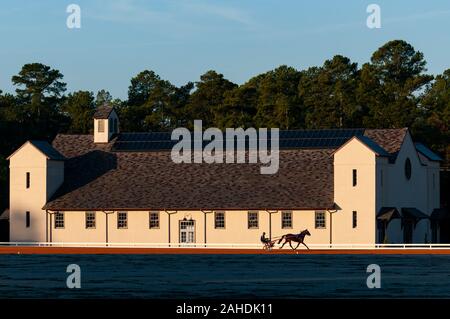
[377,221,386,244]
[403,220,413,244]
[439,220,450,243]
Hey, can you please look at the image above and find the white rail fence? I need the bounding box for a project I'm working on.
[1,242,450,249]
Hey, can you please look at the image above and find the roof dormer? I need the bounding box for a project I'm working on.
[93,105,119,143]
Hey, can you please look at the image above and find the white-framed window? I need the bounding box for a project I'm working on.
[352,211,357,228]
[98,119,105,132]
[117,211,127,229]
[282,211,292,229]
[149,211,160,229]
[54,212,65,229]
[248,211,258,229]
[179,219,195,243]
[85,212,96,229]
[214,211,225,229]
[315,211,326,229]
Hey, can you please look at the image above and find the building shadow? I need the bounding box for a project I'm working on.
[48,150,118,200]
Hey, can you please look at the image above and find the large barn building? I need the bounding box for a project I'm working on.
[7,106,445,246]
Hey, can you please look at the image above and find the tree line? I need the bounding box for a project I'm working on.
[0,39,449,210]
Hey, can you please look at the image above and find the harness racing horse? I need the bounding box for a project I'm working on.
[278,229,311,250]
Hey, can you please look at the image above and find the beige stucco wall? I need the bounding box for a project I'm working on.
[51,211,106,242]
[203,210,330,245]
[49,210,330,246]
[333,138,377,245]
[9,143,64,242]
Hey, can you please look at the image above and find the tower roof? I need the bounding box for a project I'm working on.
[7,140,65,161]
[93,105,114,119]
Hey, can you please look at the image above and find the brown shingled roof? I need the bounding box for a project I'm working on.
[93,105,114,119]
[45,135,334,211]
[364,128,408,155]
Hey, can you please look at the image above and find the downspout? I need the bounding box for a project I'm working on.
[266,210,278,240]
[327,209,338,247]
[164,210,177,246]
[103,211,114,245]
[45,210,49,242]
[46,210,55,243]
[201,210,213,247]
[47,211,55,244]
[50,213,52,243]
[330,212,332,246]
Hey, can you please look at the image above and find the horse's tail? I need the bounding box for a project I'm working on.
[277,235,285,244]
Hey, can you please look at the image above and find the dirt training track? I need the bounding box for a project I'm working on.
[1,246,450,255]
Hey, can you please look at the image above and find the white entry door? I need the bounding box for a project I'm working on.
[179,220,195,244]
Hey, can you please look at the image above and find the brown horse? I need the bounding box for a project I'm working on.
[278,229,311,250]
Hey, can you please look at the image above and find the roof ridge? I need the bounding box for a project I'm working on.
[55,133,92,137]
[120,128,368,134]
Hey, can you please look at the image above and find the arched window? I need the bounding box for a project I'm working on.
[404,158,412,180]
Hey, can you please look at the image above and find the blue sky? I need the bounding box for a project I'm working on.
[0,0,449,99]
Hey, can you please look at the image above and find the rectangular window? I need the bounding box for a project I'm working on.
[352,169,357,186]
[117,212,128,229]
[98,120,105,133]
[54,212,64,229]
[26,211,30,228]
[315,211,326,229]
[248,211,259,229]
[281,211,292,229]
[85,212,96,229]
[214,211,225,229]
[352,211,357,228]
[26,172,30,189]
[149,211,160,229]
